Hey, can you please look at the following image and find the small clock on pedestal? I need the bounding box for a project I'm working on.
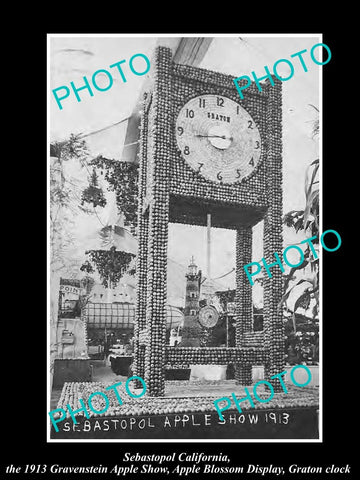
[198,305,219,329]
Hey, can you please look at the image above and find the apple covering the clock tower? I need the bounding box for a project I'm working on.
[133,46,284,397]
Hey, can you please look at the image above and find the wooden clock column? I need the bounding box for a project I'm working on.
[263,81,284,388]
[135,47,172,397]
[235,226,253,385]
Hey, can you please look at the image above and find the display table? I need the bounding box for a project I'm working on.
[108,355,132,376]
[51,380,319,440]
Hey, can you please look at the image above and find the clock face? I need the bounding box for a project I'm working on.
[198,305,219,328]
[175,94,262,184]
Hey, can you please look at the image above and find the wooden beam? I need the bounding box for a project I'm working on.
[173,37,213,66]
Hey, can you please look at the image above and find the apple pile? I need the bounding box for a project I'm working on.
[56,380,318,418]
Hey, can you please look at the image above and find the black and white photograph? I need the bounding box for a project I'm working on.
[3,28,354,480]
[48,34,323,442]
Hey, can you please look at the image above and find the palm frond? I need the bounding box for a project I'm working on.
[294,288,311,313]
[278,278,310,311]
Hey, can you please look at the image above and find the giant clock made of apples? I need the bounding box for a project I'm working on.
[137,45,282,229]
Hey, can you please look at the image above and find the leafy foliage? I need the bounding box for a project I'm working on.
[81,168,107,208]
[282,159,319,239]
[51,134,89,163]
[284,316,319,365]
[80,260,95,274]
[89,156,139,231]
[309,104,319,139]
[80,246,135,289]
[50,134,90,275]
[280,108,320,324]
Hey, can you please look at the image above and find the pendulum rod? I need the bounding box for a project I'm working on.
[207,213,211,304]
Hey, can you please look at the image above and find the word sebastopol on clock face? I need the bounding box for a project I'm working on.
[175,94,262,184]
[135,46,284,398]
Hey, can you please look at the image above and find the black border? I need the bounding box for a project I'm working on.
[4,25,355,479]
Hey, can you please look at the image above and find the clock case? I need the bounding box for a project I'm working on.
[134,46,284,397]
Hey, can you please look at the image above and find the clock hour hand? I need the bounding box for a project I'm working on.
[195,134,233,140]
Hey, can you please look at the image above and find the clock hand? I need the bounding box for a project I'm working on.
[195,134,234,140]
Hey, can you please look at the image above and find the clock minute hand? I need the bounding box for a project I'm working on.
[196,134,221,138]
